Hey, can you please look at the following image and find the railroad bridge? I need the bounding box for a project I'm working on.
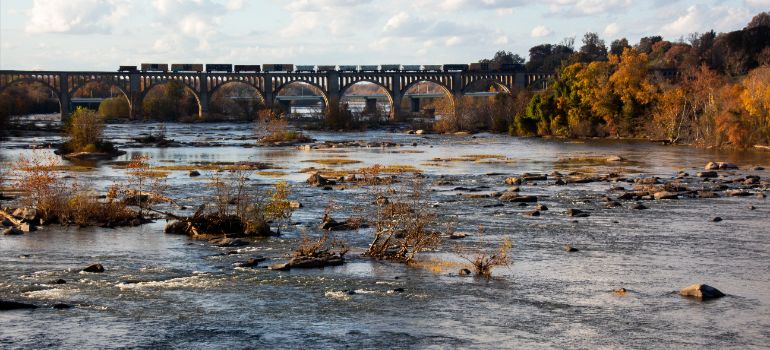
[0,70,552,120]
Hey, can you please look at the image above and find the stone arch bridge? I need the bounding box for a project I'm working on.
[0,70,552,120]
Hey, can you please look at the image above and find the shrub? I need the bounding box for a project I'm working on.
[65,107,105,152]
[461,227,513,278]
[293,231,349,259]
[256,109,310,143]
[365,179,443,263]
[98,97,130,119]
[324,98,356,130]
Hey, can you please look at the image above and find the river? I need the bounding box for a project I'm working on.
[1,120,768,349]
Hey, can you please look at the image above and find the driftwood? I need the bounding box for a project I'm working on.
[0,210,23,226]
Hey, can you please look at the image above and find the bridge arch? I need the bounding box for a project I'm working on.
[139,81,203,119]
[461,78,512,94]
[273,79,330,114]
[0,78,63,119]
[339,79,395,119]
[400,79,456,116]
[68,79,133,117]
[208,80,266,119]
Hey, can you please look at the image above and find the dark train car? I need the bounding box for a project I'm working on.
[500,63,524,72]
[380,64,400,72]
[263,64,294,73]
[141,63,169,72]
[206,64,232,73]
[401,65,421,71]
[171,64,203,72]
[317,65,336,72]
[295,65,315,72]
[234,65,261,73]
[443,64,469,72]
[422,65,442,72]
[359,65,379,72]
[118,65,138,72]
[469,62,500,71]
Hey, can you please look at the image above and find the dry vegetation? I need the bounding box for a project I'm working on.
[364,179,444,263]
[11,150,142,227]
[60,107,120,155]
[256,109,311,144]
[460,227,513,278]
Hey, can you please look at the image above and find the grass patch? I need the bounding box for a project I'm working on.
[431,154,509,162]
[302,158,362,166]
[257,171,287,177]
[21,164,96,172]
[148,161,276,172]
[409,258,465,274]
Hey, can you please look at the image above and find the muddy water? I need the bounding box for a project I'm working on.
[1,122,769,349]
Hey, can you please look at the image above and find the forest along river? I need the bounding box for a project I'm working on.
[1,122,769,349]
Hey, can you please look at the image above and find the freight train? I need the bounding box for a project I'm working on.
[126,63,523,73]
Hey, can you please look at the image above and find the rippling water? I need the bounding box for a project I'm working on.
[1,121,769,349]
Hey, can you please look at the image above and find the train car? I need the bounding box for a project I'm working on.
[234,65,261,73]
[317,65,336,72]
[402,65,421,71]
[338,65,357,72]
[422,65,442,72]
[263,64,294,73]
[118,65,138,72]
[359,65,379,72]
[141,63,169,72]
[295,65,315,72]
[380,64,400,72]
[171,64,203,72]
[469,62,501,72]
[500,63,524,72]
[206,64,232,73]
[443,64,469,72]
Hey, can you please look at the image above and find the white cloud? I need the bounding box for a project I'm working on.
[603,22,620,37]
[745,0,770,6]
[25,0,130,34]
[445,36,463,46]
[531,25,552,38]
[662,5,753,37]
[546,0,633,16]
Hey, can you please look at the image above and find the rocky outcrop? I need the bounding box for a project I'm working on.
[679,284,725,300]
[0,300,37,310]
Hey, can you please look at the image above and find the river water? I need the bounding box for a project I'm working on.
[1,120,769,349]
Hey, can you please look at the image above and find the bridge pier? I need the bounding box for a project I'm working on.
[58,73,72,120]
[409,98,420,113]
[364,98,378,114]
[278,99,292,115]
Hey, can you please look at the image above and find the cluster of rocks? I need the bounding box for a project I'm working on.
[2,207,41,236]
[299,140,402,151]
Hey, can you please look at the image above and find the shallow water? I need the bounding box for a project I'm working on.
[1,121,769,349]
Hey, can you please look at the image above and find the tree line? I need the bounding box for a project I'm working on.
[471,11,770,148]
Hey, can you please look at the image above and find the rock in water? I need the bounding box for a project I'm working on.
[189,170,201,177]
[0,300,37,310]
[458,268,471,276]
[679,284,725,300]
[705,162,719,170]
[606,155,625,162]
[654,191,679,200]
[563,245,579,252]
[712,217,723,222]
[566,208,589,217]
[613,288,627,296]
[82,264,105,273]
[306,173,332,187]
[2,227,23,235]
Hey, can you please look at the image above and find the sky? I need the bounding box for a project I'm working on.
[0,0,768,71]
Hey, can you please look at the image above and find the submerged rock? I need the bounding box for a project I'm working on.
[307,173,334,187]
[697,171,718,178]
[679,284,725,300]
[0,300,37,311]
[209,237,250,247]
[189,170,201,177]
[499,192,538,203]
[234,257,266,268]
[268,263,290,271]
[566,208,589,217]
[288,255,344,269]
[712,217,723,222]
[458,268,472,276]
[613,288,628,296]
[653,191,678,200]
[82,264,105,273]
[450,232,468,239]
[563,245,579,252]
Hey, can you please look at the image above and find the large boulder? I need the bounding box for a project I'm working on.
[306,173,334,187]
[209,237,250,247]
[653,191,679,200]
[82,264,105,273]
[504,177,522,186]
[697,171,718,178]
[566,208,589,217]
[288,255,344,269]
[679,284,725,300]
[164,221,190,234]
[499,192,538,202]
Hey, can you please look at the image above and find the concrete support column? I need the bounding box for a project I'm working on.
[129,73,141,119]
[514,72,526,89]
[263,75,274,110]
[364,98,377,114]
[278,99,291,115]
[326,71,340,109]
[198,73,208,119]
[391,73,402,121]
[410,97,420,113]
[58,73,71,120]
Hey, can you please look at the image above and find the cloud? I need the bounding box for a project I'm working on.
[546,0,633,16]
[603,22,620,37]
[531,25,553,38]
[662,4,753,37]
[745,0,770,6]
[25,0,130,34]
